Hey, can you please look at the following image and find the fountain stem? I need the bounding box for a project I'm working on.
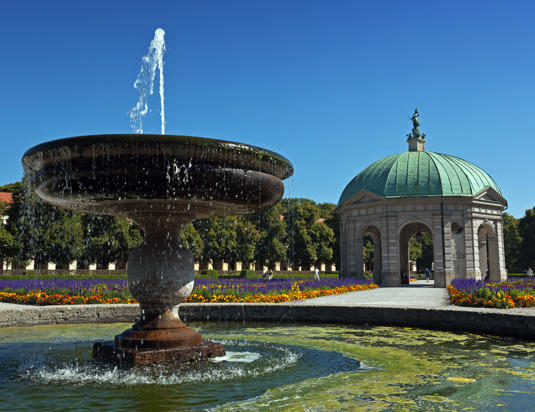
[127,218,195,316]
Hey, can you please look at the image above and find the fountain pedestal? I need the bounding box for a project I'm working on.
[93,339,225,366]
[93,321,225,366]
[93,306,226,366]
[116,314,203,349]
[93,217,226,365]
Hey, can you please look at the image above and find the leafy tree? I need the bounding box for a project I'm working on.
[3,181,25,238]
[321,203,340,267]
[179,223,204,261]
[503,212,521,272]
[248,203,286,268]
[310,218,334,263]
[409,236,423,262]
[0,200,9,216]
[195,216,261,266]
[81,214,143,267]
[6,184,83,268]
[518,208,535,270]
[317,202,336,219]
[1,183,23,268]
[283,198,317,267]
[413,233,433,272]
[195,216,238,264]
[0,181,23,193]
[0,226,18,273]
[363,233,374,271]
[283,198,334,268]
[3,181,143,269]
[45,211,84,266]
[233,217,260,265]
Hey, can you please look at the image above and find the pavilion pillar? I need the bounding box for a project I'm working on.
[380,215,400,287]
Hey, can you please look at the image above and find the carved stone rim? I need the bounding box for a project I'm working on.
[23,134,294,180]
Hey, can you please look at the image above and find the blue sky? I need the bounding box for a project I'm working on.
[1,0,534,217]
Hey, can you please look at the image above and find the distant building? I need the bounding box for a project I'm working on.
[338,112,507,287]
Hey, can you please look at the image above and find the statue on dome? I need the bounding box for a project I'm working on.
[407,108,423,139]
[409,109,420,129]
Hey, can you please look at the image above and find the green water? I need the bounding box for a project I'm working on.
[0,322,534,411]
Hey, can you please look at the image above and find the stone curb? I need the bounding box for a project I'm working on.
[0,304,139,328]
[1,303,534,339]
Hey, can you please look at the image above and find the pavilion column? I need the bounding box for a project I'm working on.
[464,218,478,279]
[467,218,483,280]
[369,231,382,285]
[380,215,400,287]
[487,233,500,282]
[399,229,410,276]
[432,215,446,287]
[347,221,360,278]
[354,231,365,280]
[478,229,488,279]
[340,219,349,277]
[443,219,455,286]
[496,220,508,281]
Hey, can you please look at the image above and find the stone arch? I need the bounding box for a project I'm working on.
[398,221,434,283]
[478,222,500,282]
[357,223,383,284]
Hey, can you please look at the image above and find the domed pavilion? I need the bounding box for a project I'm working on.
[338,110,507,287]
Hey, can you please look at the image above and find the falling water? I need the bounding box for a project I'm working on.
[128,28,166,134]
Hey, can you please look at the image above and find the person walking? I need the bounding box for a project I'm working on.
[528,267,533,277]
[314,267,320,280]
[425,268,430,282]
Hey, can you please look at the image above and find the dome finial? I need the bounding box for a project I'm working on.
[406,108,426,151]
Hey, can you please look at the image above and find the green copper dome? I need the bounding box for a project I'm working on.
[338,151,502,206]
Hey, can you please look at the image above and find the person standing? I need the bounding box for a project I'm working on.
[268,269,273,280]
[528,267,533,277]
[314,267,320,280]
[425,268,430,282]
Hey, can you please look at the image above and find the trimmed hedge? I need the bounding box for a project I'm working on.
[239,269,255,278]
[200,269,219,278]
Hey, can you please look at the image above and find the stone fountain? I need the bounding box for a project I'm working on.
[22,133,293,365]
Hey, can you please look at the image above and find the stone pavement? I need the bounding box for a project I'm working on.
[288,280,450,307]
[0,302,26,309]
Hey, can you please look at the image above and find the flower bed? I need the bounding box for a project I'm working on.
[0,277,377,306]
[448,278,535,309]
[188,278,378,303]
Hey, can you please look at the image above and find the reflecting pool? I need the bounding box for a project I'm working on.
[1,322,534,411]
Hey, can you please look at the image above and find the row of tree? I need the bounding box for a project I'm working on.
[0,182,339,270]
[1,180,534,273]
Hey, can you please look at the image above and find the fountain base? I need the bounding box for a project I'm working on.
[92,316,225,366]
[93,340,225,366]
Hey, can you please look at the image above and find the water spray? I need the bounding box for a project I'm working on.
[128,28,166,134]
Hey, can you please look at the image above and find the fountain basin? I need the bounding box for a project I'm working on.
[22,134,293,221]
[22,134,294,364]
[2,322,534,411]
